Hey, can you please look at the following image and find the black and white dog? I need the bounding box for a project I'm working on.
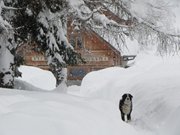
[119,93,133,122]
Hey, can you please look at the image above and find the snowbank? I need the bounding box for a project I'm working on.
[80,54,180,134]
[17,66,56,90]
[80,53,162,100]
[158,107,180,135]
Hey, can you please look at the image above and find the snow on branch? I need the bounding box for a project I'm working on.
[67,0,125,29]
[0,0,19,11]
[0,1,13,32]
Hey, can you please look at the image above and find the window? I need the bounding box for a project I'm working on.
[77,36,83,49]
[70,68,87,78]
[69,34,76,47]
[83,56,109,62]
[69,33,83,49]
[31,56,45,61]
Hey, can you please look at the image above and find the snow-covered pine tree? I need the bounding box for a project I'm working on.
[13,0,84,87]
[0,0,17,88]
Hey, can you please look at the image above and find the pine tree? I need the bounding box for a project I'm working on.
[13,0,84,87]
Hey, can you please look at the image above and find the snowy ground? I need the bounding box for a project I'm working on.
[0,52,180,135]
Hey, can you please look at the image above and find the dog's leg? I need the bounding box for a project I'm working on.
[121,112,125,121]
[127,113,131,121]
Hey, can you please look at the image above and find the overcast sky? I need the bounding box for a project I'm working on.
[168,0,180,31]
[159,0,180,31]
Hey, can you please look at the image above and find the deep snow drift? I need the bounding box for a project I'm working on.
[80,53,180,135]
[16,66,56,90]
[0,53,180,135]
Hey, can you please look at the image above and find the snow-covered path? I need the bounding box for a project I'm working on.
[0,88,147,135]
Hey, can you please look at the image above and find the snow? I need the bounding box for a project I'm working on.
[0,88,140,135]
[121,38,139,55]
[158,107,180,135]
[120,0,178,34]
[171,0,180,32]
[68,0,119,28]
[80,53,180,134]
[93,13,113,28]
[0,51,180,135]
[1,0,179,134]
[0,14,14,86]
[1,0,180,129]
[130,0,149,21]
[16,66,56,90]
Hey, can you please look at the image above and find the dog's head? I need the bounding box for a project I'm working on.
[122,93,133,102]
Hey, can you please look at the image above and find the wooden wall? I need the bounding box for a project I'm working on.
[17,43,49,70]
[67,29,121,80]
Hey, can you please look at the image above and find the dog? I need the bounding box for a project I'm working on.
[119,93,133,122]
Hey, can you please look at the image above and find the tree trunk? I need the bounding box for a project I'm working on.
[0,46,14,88]
[0,30,15,88]
[50,66,67,87]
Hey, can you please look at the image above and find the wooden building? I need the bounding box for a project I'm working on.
[17,15,126,84]
[17,42,49,70]
[18,31,122,84]
[17,29,122,83]
[67,28,121,81]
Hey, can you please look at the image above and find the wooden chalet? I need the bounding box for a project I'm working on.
[17,29,122,83]
[67,28,121,82]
